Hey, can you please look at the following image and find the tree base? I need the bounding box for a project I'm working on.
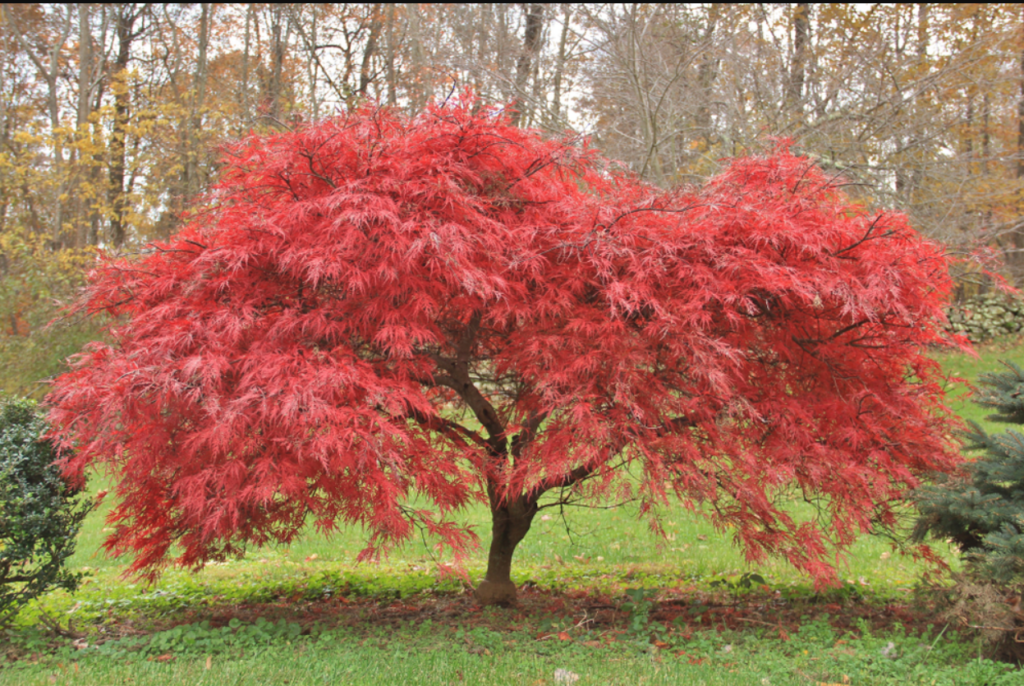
[474,579,517,606]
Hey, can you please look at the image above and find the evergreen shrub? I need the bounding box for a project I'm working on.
[0,398,90,626]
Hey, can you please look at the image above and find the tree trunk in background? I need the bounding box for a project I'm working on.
[77,5,93,130]
[75,4,95,248]
[268,4,286,120]
[509,4,544,126]
[548,5,572,126]
[406,3,427,112]
[185,4,210,201]
[1013,14,1024,279]
[786,3,810,117]
[107,4,142,248]
[358,6,382,97]
[695,4,722,146]
[384,5,397,105]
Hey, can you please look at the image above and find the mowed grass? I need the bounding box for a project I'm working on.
[3,617,1016,686]
[4,339,1024,685]
[932,334,1024,433]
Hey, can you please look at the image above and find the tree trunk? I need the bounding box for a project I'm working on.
[241,3,252,127]
[548,5,572,126]
[185,3,211,201]
[405,3,427,112]
[77,4,94,130]
[268,4,286,120]
[358,6,382,96]
[108,4,141,248]
[385,5,397,105]
[1014,12,1024,282]
[475,495,538,605]
[508,3,545,127]
[695,4,722,146]
[786,3,810,116]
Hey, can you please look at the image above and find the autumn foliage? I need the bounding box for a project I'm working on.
[47,98,965,603]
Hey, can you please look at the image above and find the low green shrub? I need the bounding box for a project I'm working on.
[0,397,91,625]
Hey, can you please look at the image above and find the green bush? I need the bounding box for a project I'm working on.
[0,398,91,626]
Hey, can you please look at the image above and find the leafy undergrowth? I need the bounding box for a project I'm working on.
[2,576,1018,685]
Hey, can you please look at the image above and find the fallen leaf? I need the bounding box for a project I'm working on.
[557,631,572,641]
[205,655,212,670]
[697,534,708,541]
[554,668,580,684]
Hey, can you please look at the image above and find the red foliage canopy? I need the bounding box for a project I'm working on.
[47,99,964,587]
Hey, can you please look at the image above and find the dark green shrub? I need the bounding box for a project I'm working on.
[0,398,91,626]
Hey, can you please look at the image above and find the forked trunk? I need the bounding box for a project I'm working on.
[474,496,537,606]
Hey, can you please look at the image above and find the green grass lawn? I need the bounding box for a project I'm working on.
[932,334,1024,433]
[4,338,1024,684]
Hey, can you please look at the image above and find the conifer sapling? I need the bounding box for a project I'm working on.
[915,361,1024,581]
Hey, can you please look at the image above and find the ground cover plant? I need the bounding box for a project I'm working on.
[0,556,1017,686]
[47,96,967,609]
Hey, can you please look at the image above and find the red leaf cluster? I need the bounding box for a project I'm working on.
[47,97,966,584]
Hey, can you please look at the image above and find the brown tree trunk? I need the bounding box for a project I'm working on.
[108,4,142,248]
[508,3,545,127]
[406,3,427,112]
[268,4,286,120]
[786,3,810,116]
[1014,13,1024,282]
[385,5,397,105]
[242,4,253,127]
[476,494,538,605]
[358,6,382,96]
[185,3,211,201]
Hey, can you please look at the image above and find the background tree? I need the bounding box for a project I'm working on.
[48,100,965,605]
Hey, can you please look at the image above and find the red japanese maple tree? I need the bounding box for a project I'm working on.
[47,99,965,605]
